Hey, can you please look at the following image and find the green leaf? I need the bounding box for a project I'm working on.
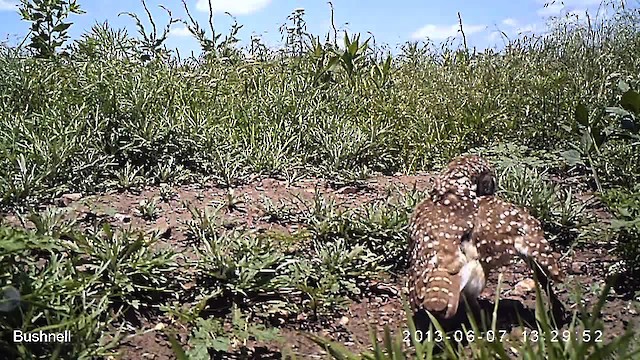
[592,126,606,148]
[186,344,211,360]
[605,106,630,117]
[560,149,583,166]
[618,80,630,92]
[327,55,341,71]
[575,103,590,127]
[305,333,360,360]
[210,337,230,352]
[53,22,71,32]
[167,332,189,360]
[580,130,593,153]
[620,89,640,115]
[348,38,359,56]
[343,30,350,49]
[358,38,370,55]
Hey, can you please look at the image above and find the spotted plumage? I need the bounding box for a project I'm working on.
[407,156,563,320]
[407,155,497,318]
[471,196,564,284]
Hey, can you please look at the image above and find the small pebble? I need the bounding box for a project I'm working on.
[512,278,536,295]
[570,261,587,274]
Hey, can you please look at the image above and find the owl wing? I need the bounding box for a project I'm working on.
[471,196,563,282]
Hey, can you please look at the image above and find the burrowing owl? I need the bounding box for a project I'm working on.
[407,156,563,320]
[407,155,497,319]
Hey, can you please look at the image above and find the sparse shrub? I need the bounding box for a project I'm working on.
[2,1,640,208]
[71,223,180,309]
[496,164,558,224]
[135,197,161,220]
[119,0,178,62]
[69,21,136,61]
[159,183,178,202]
[192,227,288,299]
[167,306,280,359]
[601,187,640,282]
[28,207,78,238]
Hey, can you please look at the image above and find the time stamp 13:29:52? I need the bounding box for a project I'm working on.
[402,329,604,345]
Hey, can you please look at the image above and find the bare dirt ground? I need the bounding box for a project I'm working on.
[4,174,639,359]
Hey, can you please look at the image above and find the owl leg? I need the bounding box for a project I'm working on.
[461,293,481,317]
[458,260,487,323]
[461,291,493,329]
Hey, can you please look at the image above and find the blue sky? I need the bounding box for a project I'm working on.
[0,0,617,56]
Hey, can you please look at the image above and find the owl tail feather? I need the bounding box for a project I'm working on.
[421,268,461,319]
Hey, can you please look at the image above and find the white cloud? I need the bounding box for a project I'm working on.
[567,8,589,20]
[487,19,546,44]
[0,0,17,11]
[501,18,518,27]
[536,0,603,17]
[487,31,503,42]
[171,26,192,37]
[537,2,564,17]
[516,23,545,35]
[196,0,271,15]
[565,0,602,4]
[536,0,602,6]
[568,8,586,15]
[411,23,486,41]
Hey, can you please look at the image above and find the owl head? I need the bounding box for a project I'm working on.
[433,155,497,200]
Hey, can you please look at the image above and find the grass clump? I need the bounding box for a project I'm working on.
[0,226,121,359]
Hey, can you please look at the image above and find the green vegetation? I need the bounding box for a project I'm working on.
[1,0,640,358]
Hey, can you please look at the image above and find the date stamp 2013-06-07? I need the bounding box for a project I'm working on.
[403,329,508,345]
